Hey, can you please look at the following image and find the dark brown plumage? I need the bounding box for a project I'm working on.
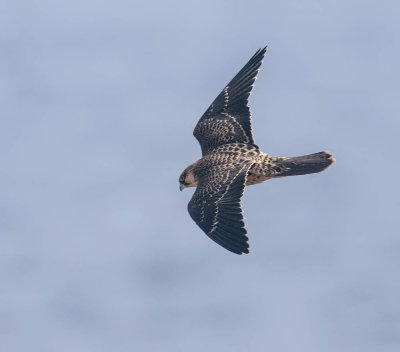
[179,46,335,255]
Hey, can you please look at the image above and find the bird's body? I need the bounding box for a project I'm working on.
[183,142,333,190]
[179,47,335,255]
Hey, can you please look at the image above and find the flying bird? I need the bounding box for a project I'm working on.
[179,46,335,255]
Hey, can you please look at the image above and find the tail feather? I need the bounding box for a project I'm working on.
[279,151,335,177]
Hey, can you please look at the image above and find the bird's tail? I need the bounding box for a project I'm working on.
[277,151,335,177]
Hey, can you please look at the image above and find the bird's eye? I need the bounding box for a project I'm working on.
[179,175,185,183]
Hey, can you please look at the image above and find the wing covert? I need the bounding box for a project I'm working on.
[194,47,267,155]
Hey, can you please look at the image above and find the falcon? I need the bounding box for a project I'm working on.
[179,46,335,255]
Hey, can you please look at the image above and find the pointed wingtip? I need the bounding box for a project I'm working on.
[260,45,268,55]
[254,45,268,62]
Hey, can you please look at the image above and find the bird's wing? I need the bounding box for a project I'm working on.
[194,47,267,155]
[187,161,253,254]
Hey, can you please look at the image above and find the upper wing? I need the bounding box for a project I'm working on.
[187,161,253,254]
[194,47,267,155]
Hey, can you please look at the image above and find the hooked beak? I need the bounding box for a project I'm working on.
[179,184,184,191]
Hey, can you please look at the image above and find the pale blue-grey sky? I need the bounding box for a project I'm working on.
[1,1,400,351]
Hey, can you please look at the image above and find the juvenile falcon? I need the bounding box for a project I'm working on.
[179,46,335,255]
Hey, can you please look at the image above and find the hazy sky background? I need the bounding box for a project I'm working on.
[1,1,400,351]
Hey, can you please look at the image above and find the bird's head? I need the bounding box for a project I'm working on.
[179,165,198,191]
